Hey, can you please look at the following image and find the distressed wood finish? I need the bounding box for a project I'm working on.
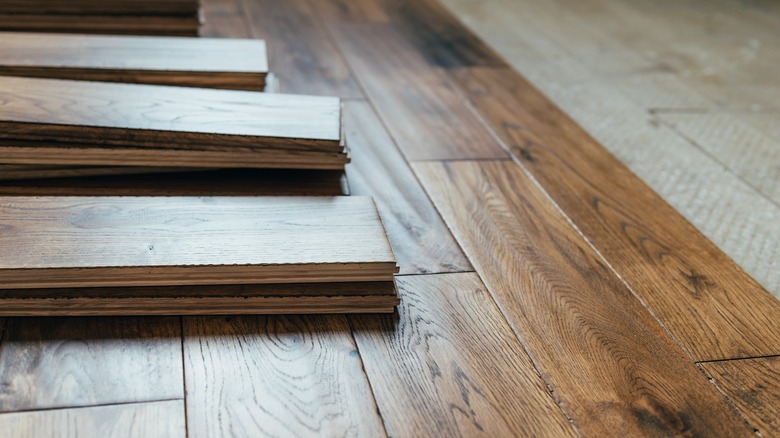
[0,282,398,316]
[344,101,471,274]
[413,160,753,436]
[184,315,385,437]
[0,196,397,288]
[0,316,182,412]
[240,0,362,97]
[351,273,575,437]
[0,400,185,438]
[701,357,780,436]
[0,33,267,91]
[449,66,780,361]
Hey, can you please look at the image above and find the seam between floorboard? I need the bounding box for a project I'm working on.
[696,354,780,364]
[0,398,184,416]
[179,317,190,438]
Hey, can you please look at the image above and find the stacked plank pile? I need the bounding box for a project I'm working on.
[0,33,399,315]
[0,0,201,36]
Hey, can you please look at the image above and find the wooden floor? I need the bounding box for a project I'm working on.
[1,0,779,436]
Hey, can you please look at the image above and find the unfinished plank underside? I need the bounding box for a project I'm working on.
[0,32,268,90]
[0,196,397,288]
[0,76,345,169]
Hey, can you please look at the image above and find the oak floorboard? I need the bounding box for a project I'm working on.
[0,317,182,412]
[344,101,470,275]
[239,0,362,98]
[351,273,575,437]
[449,66,780,361]
[200,0,251,38]
[184,315,385,437]
[0,400,185,438]
[700,357,780,437]
[413,160,753,436]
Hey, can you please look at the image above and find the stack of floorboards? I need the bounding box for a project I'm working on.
[0,196,399,315]
[0,0,201,36]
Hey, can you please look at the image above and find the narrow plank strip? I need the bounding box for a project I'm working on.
[701,357,780,436]
[413,160,753,436]
[0,33,267,91]
[0,14,200,37]
[0,196,397,288]
[318,22,506,160]
[344,100,471,274]
[351,273,575,437]
[0,169,348,196]
[0,164,200,181]
[0,282,399,316]
[0,317,182,412]
[184,315,386,437]
[0,0,196,16]
[449,66,780,361]
[0,76,341,151]
[240,0,362,98]
[0,400,185,438]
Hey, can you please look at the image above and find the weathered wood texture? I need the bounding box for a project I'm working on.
[240,0,362,97]
[344,101,471,274]
[0,32,267,90]
[351,273,575,437]
[701,357,780,437]
[0,400,185,438]
[0,196,397,288]
[413,160,753,436]
[0,317,182,412]
[449,66,780,362]
[184,315,385,437]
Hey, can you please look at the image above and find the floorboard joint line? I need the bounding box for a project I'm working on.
[345,317,390,438]
[179,317,190,438]
[696,354,780,364]
[0,398,185,416]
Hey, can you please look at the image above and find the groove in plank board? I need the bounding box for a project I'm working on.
[700,357,780,436]
[0,0,198,16]
[240,0,362,98]
[0,164,204,181]
[318,22,507,160]
[448,66,780,361]
[0,317,182,412]
[0,196,397,288]
[0,14,201,37]
[184,315,386,437]
[413,160,753,436]
[0,76,341,150]
[344,100,471,274]
[0,400,185,438]
[200,0,251,38]
[0,282,399,316]
[0,169,348,196]
[0,32,267,85]
[351,273,575,437]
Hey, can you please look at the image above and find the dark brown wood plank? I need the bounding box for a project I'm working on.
[413,160,753,436]
[0,169,348,196]
[316,21,507,160]
[0,14,200,36]
[344,101,471,274]
[239,0,362,98]
[184,315,386,436]
[449,66,780,361]
[200,0,251,38]
[0,0,197,16]
[351,273,575,437]
[0,317,182,412]
[701,357,780,436]
[0,400,186,438]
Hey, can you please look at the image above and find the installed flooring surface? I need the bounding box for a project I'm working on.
[0,0,777,436]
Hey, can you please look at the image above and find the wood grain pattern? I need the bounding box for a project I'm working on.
[351,273,575,437]
[344,101,471,274]
[0,13,200,36]
[0,316,182,412]
[240,0,362,98]
[0,282,398,316]
[0,400,185,438]
[0,196,397,288]
[413,160,753,436]
[317,22,506,160]
[184,315,385,437]
[0,169,348,196]
[701,357,780,436]
[0,32,267,91]
[449,66,780,361]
